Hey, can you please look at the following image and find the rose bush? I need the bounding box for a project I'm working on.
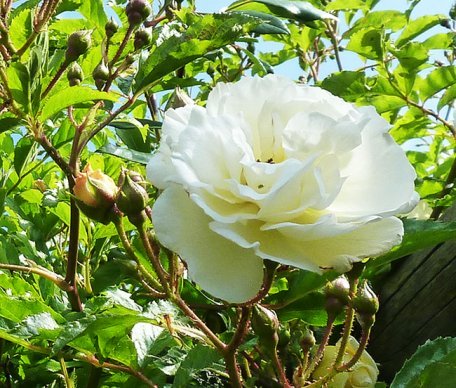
[312,336,379,387]
[147,75,418,303]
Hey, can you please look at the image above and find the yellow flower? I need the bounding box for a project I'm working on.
[313,336,379,387]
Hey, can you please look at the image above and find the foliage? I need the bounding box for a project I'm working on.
[0,0,454,386]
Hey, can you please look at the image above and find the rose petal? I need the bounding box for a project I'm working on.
[330,106,418,219]
[211,216,404,272]
[152,186,264,303]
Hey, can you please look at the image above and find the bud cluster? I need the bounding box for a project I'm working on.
[324,276,379,330]
[73,165,149,224]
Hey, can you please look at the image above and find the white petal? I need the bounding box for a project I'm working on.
[330,106,418,218]
[211,216,404,273]
[152,186,264,303]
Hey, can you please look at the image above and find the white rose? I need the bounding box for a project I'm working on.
[312,336,379,387]
[147,75,418,303]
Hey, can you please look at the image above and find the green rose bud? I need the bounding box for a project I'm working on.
[67,62,84,86]
[251,305,280,354]
[92,62,109,90]
[73,164,119,224]
[116,169,149,217]
[126,0,152,27]
[65,30,92,62]
[105,18,119,38]
[134,28,152,50]
[352,281,379,330]
[325,276,350,317]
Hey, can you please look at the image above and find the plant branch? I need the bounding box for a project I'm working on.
[0,262,71,291]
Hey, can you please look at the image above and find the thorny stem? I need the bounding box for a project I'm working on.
[137,222,170,293]
[336,327,371,371]
[334,278,359,367]
[0,262,71,291]
[304,314,336,379]
[272,348,291,388]
[113,217,164,292]
[64,198,83,312]
[325,19,343,72]
[41,59,70,99]
[224,307,252,387]
[238,261,277,307]
[109,25,134,69]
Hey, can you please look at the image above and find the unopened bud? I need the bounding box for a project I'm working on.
[251,305,279,353]
[134,28,152,50]
[105,18,119,38]
[325,276,350,317]
[352,281,379,330]
[92,62,109,90]
[116,169,149,217]
[170,87,194,109]
[73,164,118,224]
[126,0,152,27]
[65,30,92,62]
[300,329,315,353]
[67,62,84,86]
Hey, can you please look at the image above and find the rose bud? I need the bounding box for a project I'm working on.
[126,0,152,27]
[325,276,350,317]
[105,18,119,38]
[73,164,118,224]
[116,168,149,217]
[251,305,280,354]
[67,62,84,86]
[92,62,109,90]
[134,28,152,50]
[65,30,92,63]
[352,281,379,330]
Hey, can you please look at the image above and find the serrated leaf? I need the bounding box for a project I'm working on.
[391,337,456,388]
[135,13,260,91]
[365,219,456,277]
[97,143,153,165]
[9,8,33,49]
[0,116,22,134]
[396,14,447,47]
[173,345,222,388]
[416,66,456,102]
[438,83,456,110]
[110,119,152,153]
[321,71,367,102]
[344,10,407,37]
[39,86,118,121]
[346,28,383,60]
[14,136,35,176]
[392,42,429,70]
[231,10,290,34]
[228,0,337,23]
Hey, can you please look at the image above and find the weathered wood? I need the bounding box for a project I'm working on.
[369,206,456,382]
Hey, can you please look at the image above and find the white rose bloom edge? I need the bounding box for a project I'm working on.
[147,75,419,303]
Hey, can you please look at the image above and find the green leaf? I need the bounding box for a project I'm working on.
[346,28,383,60]
[79,0,107,35]
[173,345,222,387]
[438,83,456,110]
[39,86,118,121]
[344,11,407,37]
[97,143,153,165]
[228,0,336,23]
[0,116,23,134]
[231,10,290,34]
[325,0,379,11]
[14,136,35,176]
[365,219,456,277]
[396,14,447,47]
[110,119,152,153]
[135,13,260,92]
[9,8,33,49]
[321,71,367,102]
[391,337,456,388]
[392,42,429,70]
[416,66,456,102]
